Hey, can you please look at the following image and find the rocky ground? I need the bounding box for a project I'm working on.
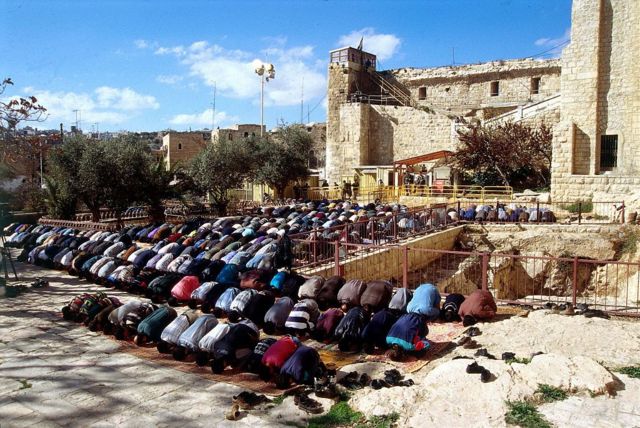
[2,257,640,427]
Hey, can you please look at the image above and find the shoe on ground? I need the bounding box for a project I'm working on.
[371,379,391,390]
[463,339,480,349]
[315,383,339,399]
[383,369,403,386]
[466,361,485,374]
[225,403,240,421]
[501,352,516,361]
[480,369,492,383]
[232,391,270,410]
[474,348,496,360]
[358,373,372,387]
[397,379,414,387]
[561,303,575,315]
[294,393,323,414]
[454,335,470,346]
[465,327,481,337]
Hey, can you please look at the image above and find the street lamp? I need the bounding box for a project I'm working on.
[254,63,275,137]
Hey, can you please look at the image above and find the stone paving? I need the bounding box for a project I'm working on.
[0,260,316,428]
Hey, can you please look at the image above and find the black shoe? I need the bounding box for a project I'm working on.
[315,383,339,399]
[474,348,496,360]
[480,369,492,383]
[397,379,414,387]
[466,362,484,374]
[463,339,481,349]
[371,379,391,390]
[359,373,372,387]
[383,369,402,386]
[233,391,271,410]
[465,327,481,337]
[502,352,516,361]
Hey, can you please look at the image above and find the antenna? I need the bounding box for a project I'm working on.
[452,47,456,66]
[300,76,304,124]
[73,109,79,131]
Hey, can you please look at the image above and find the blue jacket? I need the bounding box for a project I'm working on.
[406,283,441,320]
[386,313,429,352]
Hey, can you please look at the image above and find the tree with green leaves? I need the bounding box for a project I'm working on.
[189,138,255,215]
[253,124,312,199]
[454,121,553,190]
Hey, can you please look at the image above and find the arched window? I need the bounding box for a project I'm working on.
[178,143,182,150]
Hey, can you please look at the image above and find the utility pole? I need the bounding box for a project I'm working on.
[300,76,304,124]
[73,109,79,132]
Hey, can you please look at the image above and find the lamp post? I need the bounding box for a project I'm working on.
[254,63,275,137]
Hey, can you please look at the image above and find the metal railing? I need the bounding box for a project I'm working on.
[291,240,640,316]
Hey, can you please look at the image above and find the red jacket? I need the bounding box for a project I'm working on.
[458,290,497,320]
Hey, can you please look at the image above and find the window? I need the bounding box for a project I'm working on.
[600,135,618,171]
[531,77,541,95]
[177,143,182,150]
[244,132,249,138]
[490,81,500,97]
[418,87,427,100]
[228,133,233,141]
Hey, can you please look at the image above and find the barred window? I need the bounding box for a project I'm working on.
[600,135,618,171]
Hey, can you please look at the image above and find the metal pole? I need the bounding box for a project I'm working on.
[402,246,409,288]
[334,240,341,276]
[260,75,264,138]
[481,252,489,291]
[572,256,578,306]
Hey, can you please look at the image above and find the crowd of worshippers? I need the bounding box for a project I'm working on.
[3,219,498,389]
[56,279,496,389]
[452,203,557,223]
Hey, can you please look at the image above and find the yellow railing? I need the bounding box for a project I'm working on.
[305,184,513,203]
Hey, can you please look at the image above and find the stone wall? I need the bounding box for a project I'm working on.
[389,59,561,117]
[306,226,463,284]
[552,0,640,200]
[212,124,264,143]
[162,132,209,170]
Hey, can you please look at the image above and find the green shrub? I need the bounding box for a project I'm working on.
[536,384,567,403]
[505,357,532,365]
[617,366,640,379]
[308,402,363,428]
[505,401,551,428]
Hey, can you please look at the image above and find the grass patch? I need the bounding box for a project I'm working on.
[356,412,400,428]
[565,200,593,214]
[505,357,531,365]
[616,366,640,379]
[271,394,285,406]
[18,379,32,390]
[619,229,640,256]
[505,401,551,428]
[536,384,567,403]
[308,401,363,428]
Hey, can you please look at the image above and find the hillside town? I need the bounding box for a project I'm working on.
[1,0,639,427]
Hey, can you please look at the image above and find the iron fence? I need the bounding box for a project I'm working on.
[292,240,640,316]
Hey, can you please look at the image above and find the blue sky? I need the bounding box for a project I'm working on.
[1,0,571,132]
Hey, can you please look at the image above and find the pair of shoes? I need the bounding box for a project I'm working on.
[315,382,339,399]
[338,371,366,390]
[474,348,496,360]
[294,393,323,414]
[583,309,610,319]
[384,369,402,386]
[465,327,481,337]
[232,391,271,410]
[561,303,575,315]
[466,362,493,383]
[31,278,49,288]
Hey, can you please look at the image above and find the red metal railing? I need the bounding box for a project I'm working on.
[292,239,640,316]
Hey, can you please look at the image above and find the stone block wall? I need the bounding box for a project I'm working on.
[307,226,463,284]
[162,132,209,170]
[552,0,640,201]
[389,59,561,117]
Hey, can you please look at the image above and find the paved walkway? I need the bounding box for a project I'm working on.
[0,260,314,427]
[2,254,640,427]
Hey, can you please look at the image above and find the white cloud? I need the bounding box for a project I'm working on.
[16,86,159,128]
[337,28,401,61]
[156,74,184,85]
[134,39,148,49]
[154,40,326,107]
[95,86,159,110]
[169,109,238,128]
[534,28,570,57]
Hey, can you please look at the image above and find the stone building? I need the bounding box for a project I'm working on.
[162,131,210,169]
[211,124,264,143]
[325,47,561,187]
[325,0,639,201]
[551,0,640,201]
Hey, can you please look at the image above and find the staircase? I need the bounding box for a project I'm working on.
[368,71,416,108]
[483,94,561,126]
